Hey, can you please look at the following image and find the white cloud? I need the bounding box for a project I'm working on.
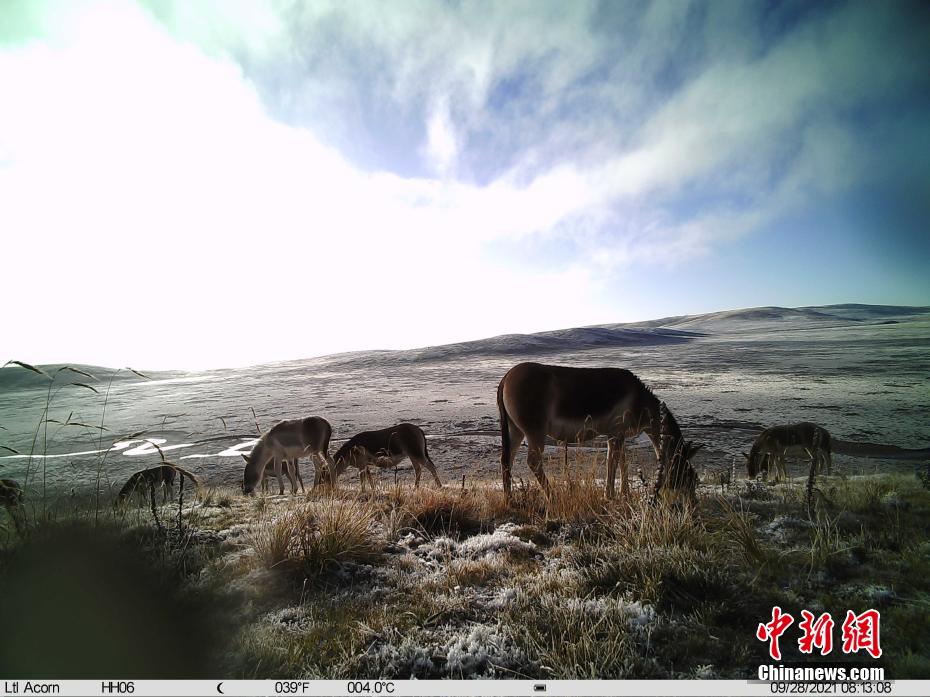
[0,1,615,369]
[424,96,459,175]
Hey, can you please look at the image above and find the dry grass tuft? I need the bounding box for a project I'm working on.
[398,486,484,539]
[250,510,300,571]
[296,498,381,573]
[250,498,381,576]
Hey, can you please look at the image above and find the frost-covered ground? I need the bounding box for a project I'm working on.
[158,470,930,679]
[4,461,930,678]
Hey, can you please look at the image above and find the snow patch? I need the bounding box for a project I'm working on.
[762,515,814,544]
[444,624,527,676]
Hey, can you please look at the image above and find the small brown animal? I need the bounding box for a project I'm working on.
[0,478,24,507]
[0,478,26,534]
[117,464,201,504]
[332,423,442,491]
[745,423,832,481]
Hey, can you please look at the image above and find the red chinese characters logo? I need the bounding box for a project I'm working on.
[842,609,882,659]
[757,608,881,659]
[798,610,834,656]
[757,606,794,660]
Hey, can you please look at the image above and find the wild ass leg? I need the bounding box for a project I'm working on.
[311,453,325,490]
[324,453,337,488]
[502,421,524,500]
[413,455,443,488]
[359,465,373,492]
[412,459,422,488]
[619,440,630,498]
[284,458,298,495]
[425,455,443,487]
[272,457,286,495]
[292,457,305,493]
[525,436,551,495]
[606,437,620,499]
[773,452,783,481]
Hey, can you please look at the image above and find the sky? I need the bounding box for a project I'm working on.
[1,0,928,370]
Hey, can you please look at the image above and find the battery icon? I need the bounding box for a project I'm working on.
[533,685,546,693]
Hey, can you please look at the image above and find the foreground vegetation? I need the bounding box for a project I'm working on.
[2,457,930,679]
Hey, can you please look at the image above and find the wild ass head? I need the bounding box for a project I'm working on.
[332,440,364,476]
[241,451,264,495]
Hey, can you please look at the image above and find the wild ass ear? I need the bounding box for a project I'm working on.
[241,454,249,464]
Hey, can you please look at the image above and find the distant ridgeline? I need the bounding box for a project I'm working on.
[396,326,700,362]
[392,303,930,362]
[2,304,927,381]
[624,303,930,332]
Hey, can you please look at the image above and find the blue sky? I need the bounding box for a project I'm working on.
[1,0,928,369]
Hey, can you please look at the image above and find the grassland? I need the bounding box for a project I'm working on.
[2,456,929,679]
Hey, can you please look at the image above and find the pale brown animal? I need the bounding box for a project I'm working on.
[241,417,334,495]
[497,362,701,501]
[332,423,442,491]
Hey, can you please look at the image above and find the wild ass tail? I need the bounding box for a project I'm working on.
[497,378,511,467]
[421,429,437,469]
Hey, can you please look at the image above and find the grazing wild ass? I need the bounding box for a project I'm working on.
[242,417,335,495]
[0,478,24,507]
[332,423,443,491]
[497,362,702,501]
[117,464,201,504]
[746,422,832,481]
[1,478,26,533]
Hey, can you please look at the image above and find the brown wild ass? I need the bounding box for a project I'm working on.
[332,423,443,491]
[746,422,832,481]
[497,362,702,501]
[242,416,334,495]
[117,464,201,504]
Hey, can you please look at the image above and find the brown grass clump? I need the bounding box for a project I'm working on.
[250,499,381,576]
[539,456,612,525]
[297,498,381,573]
[250,510,301,571]
[398,486,484,539]
[447,557,502,588]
